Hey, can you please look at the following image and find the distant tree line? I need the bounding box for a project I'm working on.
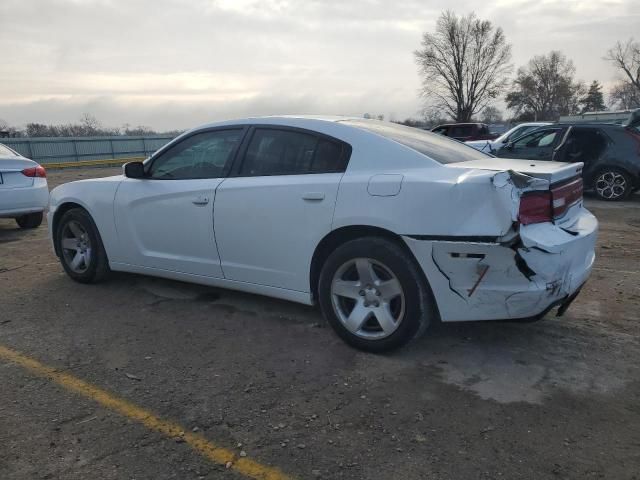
[413,10,640,124]
[0,113,183,138]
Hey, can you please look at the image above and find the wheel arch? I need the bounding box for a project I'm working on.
[51,202,92,257]
[309,225,430,303]
[590,164,635,184]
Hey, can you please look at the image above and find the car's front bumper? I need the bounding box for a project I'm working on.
[403,209,597,322]
[0,180,49,218]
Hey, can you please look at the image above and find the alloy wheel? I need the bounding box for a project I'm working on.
[595,171,627,200]
[330,258,405,339]
[60,220,92,274]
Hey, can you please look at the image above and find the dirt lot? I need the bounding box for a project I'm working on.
[1,167,639,480]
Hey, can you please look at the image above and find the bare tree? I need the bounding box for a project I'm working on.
[0,119,22,137]
[414,11,512,122]
[506,51,584,121]
[480,106,503,124]
[605,39,640,94]
[609,81,640,110]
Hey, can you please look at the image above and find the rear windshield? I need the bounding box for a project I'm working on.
[341,120,490,164]
[0,144,17,157]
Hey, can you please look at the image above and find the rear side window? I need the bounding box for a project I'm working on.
[451,126,472,137]
[343,120,491,164]
[240,128,348,176]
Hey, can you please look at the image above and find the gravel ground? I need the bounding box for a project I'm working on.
[1,167,639,480]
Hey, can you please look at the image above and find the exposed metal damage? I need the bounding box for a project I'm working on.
[403,169,597,322]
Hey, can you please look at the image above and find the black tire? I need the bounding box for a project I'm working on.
[592,168,633,201]
[318,237,435,353]
[15,211,43,229]
[55,208,110,283]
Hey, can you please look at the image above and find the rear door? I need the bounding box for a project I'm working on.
[214,126,351,292]
[498,126,567,160]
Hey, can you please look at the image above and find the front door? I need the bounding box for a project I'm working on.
[114,128,244,277]
[214,126,350,292]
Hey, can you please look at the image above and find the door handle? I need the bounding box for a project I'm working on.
[302,192,325,201]
[192,196,210,205]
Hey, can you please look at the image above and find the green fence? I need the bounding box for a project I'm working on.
[2,135,175,166]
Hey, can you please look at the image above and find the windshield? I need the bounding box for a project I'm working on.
[342,120,491,164]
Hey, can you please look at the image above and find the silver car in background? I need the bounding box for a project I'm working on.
[466,122,552,153]
[0,143,48,229]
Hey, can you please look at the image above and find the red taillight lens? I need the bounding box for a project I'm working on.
[21,165,46,178]
[519,191,552,225]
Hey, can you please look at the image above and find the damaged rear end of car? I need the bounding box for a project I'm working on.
[402,159,597,322]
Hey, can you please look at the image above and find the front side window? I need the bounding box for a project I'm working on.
[513,129,561,148]
[240,128,347,176]
[507,125,538,143]
[148,129,242,179]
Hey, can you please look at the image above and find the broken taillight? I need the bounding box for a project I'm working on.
[21,165,47,178]
[518,191,552,225]
[550,177,583,218]
[519,177,583,225]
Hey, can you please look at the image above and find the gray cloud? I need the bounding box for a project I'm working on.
[0,0,637,130]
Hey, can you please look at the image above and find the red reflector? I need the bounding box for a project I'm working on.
[519,191,552,225]
[21,165,46,178]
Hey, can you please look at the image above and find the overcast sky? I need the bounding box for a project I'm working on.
[0,0,637,130]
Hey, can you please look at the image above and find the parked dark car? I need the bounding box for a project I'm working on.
[431,123,498,142]
[494,122,640,200]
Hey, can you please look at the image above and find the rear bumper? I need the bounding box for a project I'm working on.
[403,208,597,322]
[0,181,49,218]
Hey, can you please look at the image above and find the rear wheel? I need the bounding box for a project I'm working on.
[593,168,632,201]
[15,212,43,229]
[55,208,110,283]
[318,237,434,352]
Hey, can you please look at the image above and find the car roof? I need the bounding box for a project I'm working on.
[196,115,363,130]
[544,123,625,129]
[434,123,484,127]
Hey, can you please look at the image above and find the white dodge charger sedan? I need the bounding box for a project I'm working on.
[48,117,597,351]
[0,142,48,228]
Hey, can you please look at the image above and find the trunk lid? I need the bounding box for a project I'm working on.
[450,157,584,226]
[0,157,37,189]
[448,157,583,184]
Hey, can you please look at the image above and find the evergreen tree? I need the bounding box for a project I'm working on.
[580,81,606,113]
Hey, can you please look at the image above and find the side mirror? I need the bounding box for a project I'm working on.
[505,142,514,150]
[123,161,146,179]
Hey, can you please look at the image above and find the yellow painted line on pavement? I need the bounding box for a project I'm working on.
[0,344,292,480]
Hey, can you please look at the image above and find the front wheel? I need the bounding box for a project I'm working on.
[593,168,632,201]
[55,208,110,283]
[15,212,43,229]
[318,237,434,353]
